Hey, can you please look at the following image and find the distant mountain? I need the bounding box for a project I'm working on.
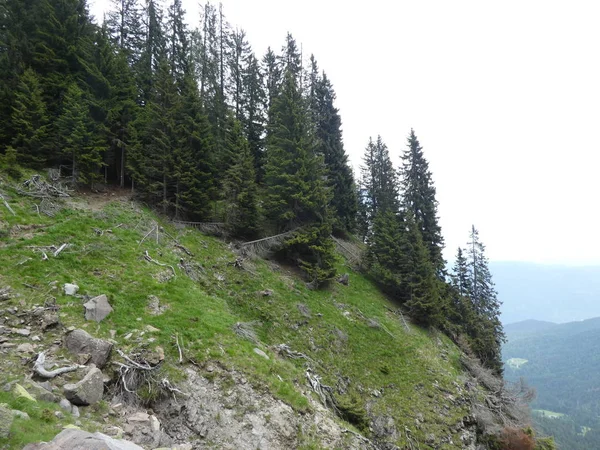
[503,319,557,338]
[503,317,600,449]
[490,261,600,324]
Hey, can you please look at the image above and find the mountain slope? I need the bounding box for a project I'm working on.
[0,173,507,449]
[504,317,600,449]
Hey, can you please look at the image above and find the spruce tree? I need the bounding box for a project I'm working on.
[242,53,266,181]
[224,120,259,237]
[402,212,444,327]
[360,136,399,228]
[264,69,335,284]
[365,210,407,298]
[399,129,445,276]
[451,247,471,297]
[55,83,103,185]
[465,225,505,373]
[105,0,145,67]
[172,71,216,220]
[310,70,357,233]
[10,68,49,167]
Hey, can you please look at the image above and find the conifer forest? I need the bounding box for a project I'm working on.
[0,0,504,373]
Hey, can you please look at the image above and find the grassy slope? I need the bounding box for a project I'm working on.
[0,174,470,449]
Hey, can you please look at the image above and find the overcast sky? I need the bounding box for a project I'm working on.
[90,0,600,265]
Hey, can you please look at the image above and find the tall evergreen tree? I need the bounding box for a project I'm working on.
[310,69,357,233]
[262,47,281,114]
[9,68,49,167]
[465,225,505,373]
[172,71,216,220]
[361,136,399,229]
[265,69,335,284]
[105,0,145,67]
[399,129,445,275]
[451,247,471,297]
[402,212,444,326]
[55,83,103,185]
[242,53,266,181]
[223,120,259,237]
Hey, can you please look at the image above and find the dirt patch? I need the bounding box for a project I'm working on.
[65,187,133,212]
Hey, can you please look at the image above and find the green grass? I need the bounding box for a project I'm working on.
[534,409,566,419]
[0,172,471,448]
[506,357,529,369]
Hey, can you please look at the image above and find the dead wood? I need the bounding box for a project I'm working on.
[33,352,81,378]
[0,193,15,216]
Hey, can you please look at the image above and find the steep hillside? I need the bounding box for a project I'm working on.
[504,318,600,449]
[0,174,534,449]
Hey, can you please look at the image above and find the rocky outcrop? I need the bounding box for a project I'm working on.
[124,412,163,448]
[63,367,104,406]
[156,368,370,450]
[64,329,113,368]
[84,294,113,322]
[22,428,144,450]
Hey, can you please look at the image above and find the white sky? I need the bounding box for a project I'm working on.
[90,0,600,265]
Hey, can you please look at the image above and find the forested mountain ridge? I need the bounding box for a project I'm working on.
[0,0,552,448]
[504,318,600,449]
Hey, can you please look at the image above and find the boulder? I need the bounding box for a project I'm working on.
[22,428,144,450]
[19,380,59,403]
[59,399,72,413]
[63,368,104,406]
[17,343,35,353]
[13,384,36,402]
[65,329,113,368]
[63,284,79,296]
[253,348,269,360]
[337,273,350,286]
[124,412,162,448]
[84,294,113,322]
[41,312,60,331]
[0,404,13,438]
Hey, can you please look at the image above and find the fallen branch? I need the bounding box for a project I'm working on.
[174,334,183,364]
[0,193,15,216]
[143,251,176,277]
[33,352,81,378]
[306,368,338,413]
[116,349,155,371]
[53,243,68,257]
[174,243,193,256]
[138,225,156,248]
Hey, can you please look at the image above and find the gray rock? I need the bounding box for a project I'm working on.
[64,329,113,368]
[63,368,104,406]
[17,381,59,403]
[22,428,144,450]
[71,406,79,418]
[12,410,29,420]
[147,295,167,315]
[253,348,269,359]
[124,412,162,448]
[337,273,350,286]
[63,283,79,296]
[84,294,113,322]
[59,399,72,413]
[0,404,13,438]
[12,328,31,336]
[41,313,59,331]
[17,343,35,353]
